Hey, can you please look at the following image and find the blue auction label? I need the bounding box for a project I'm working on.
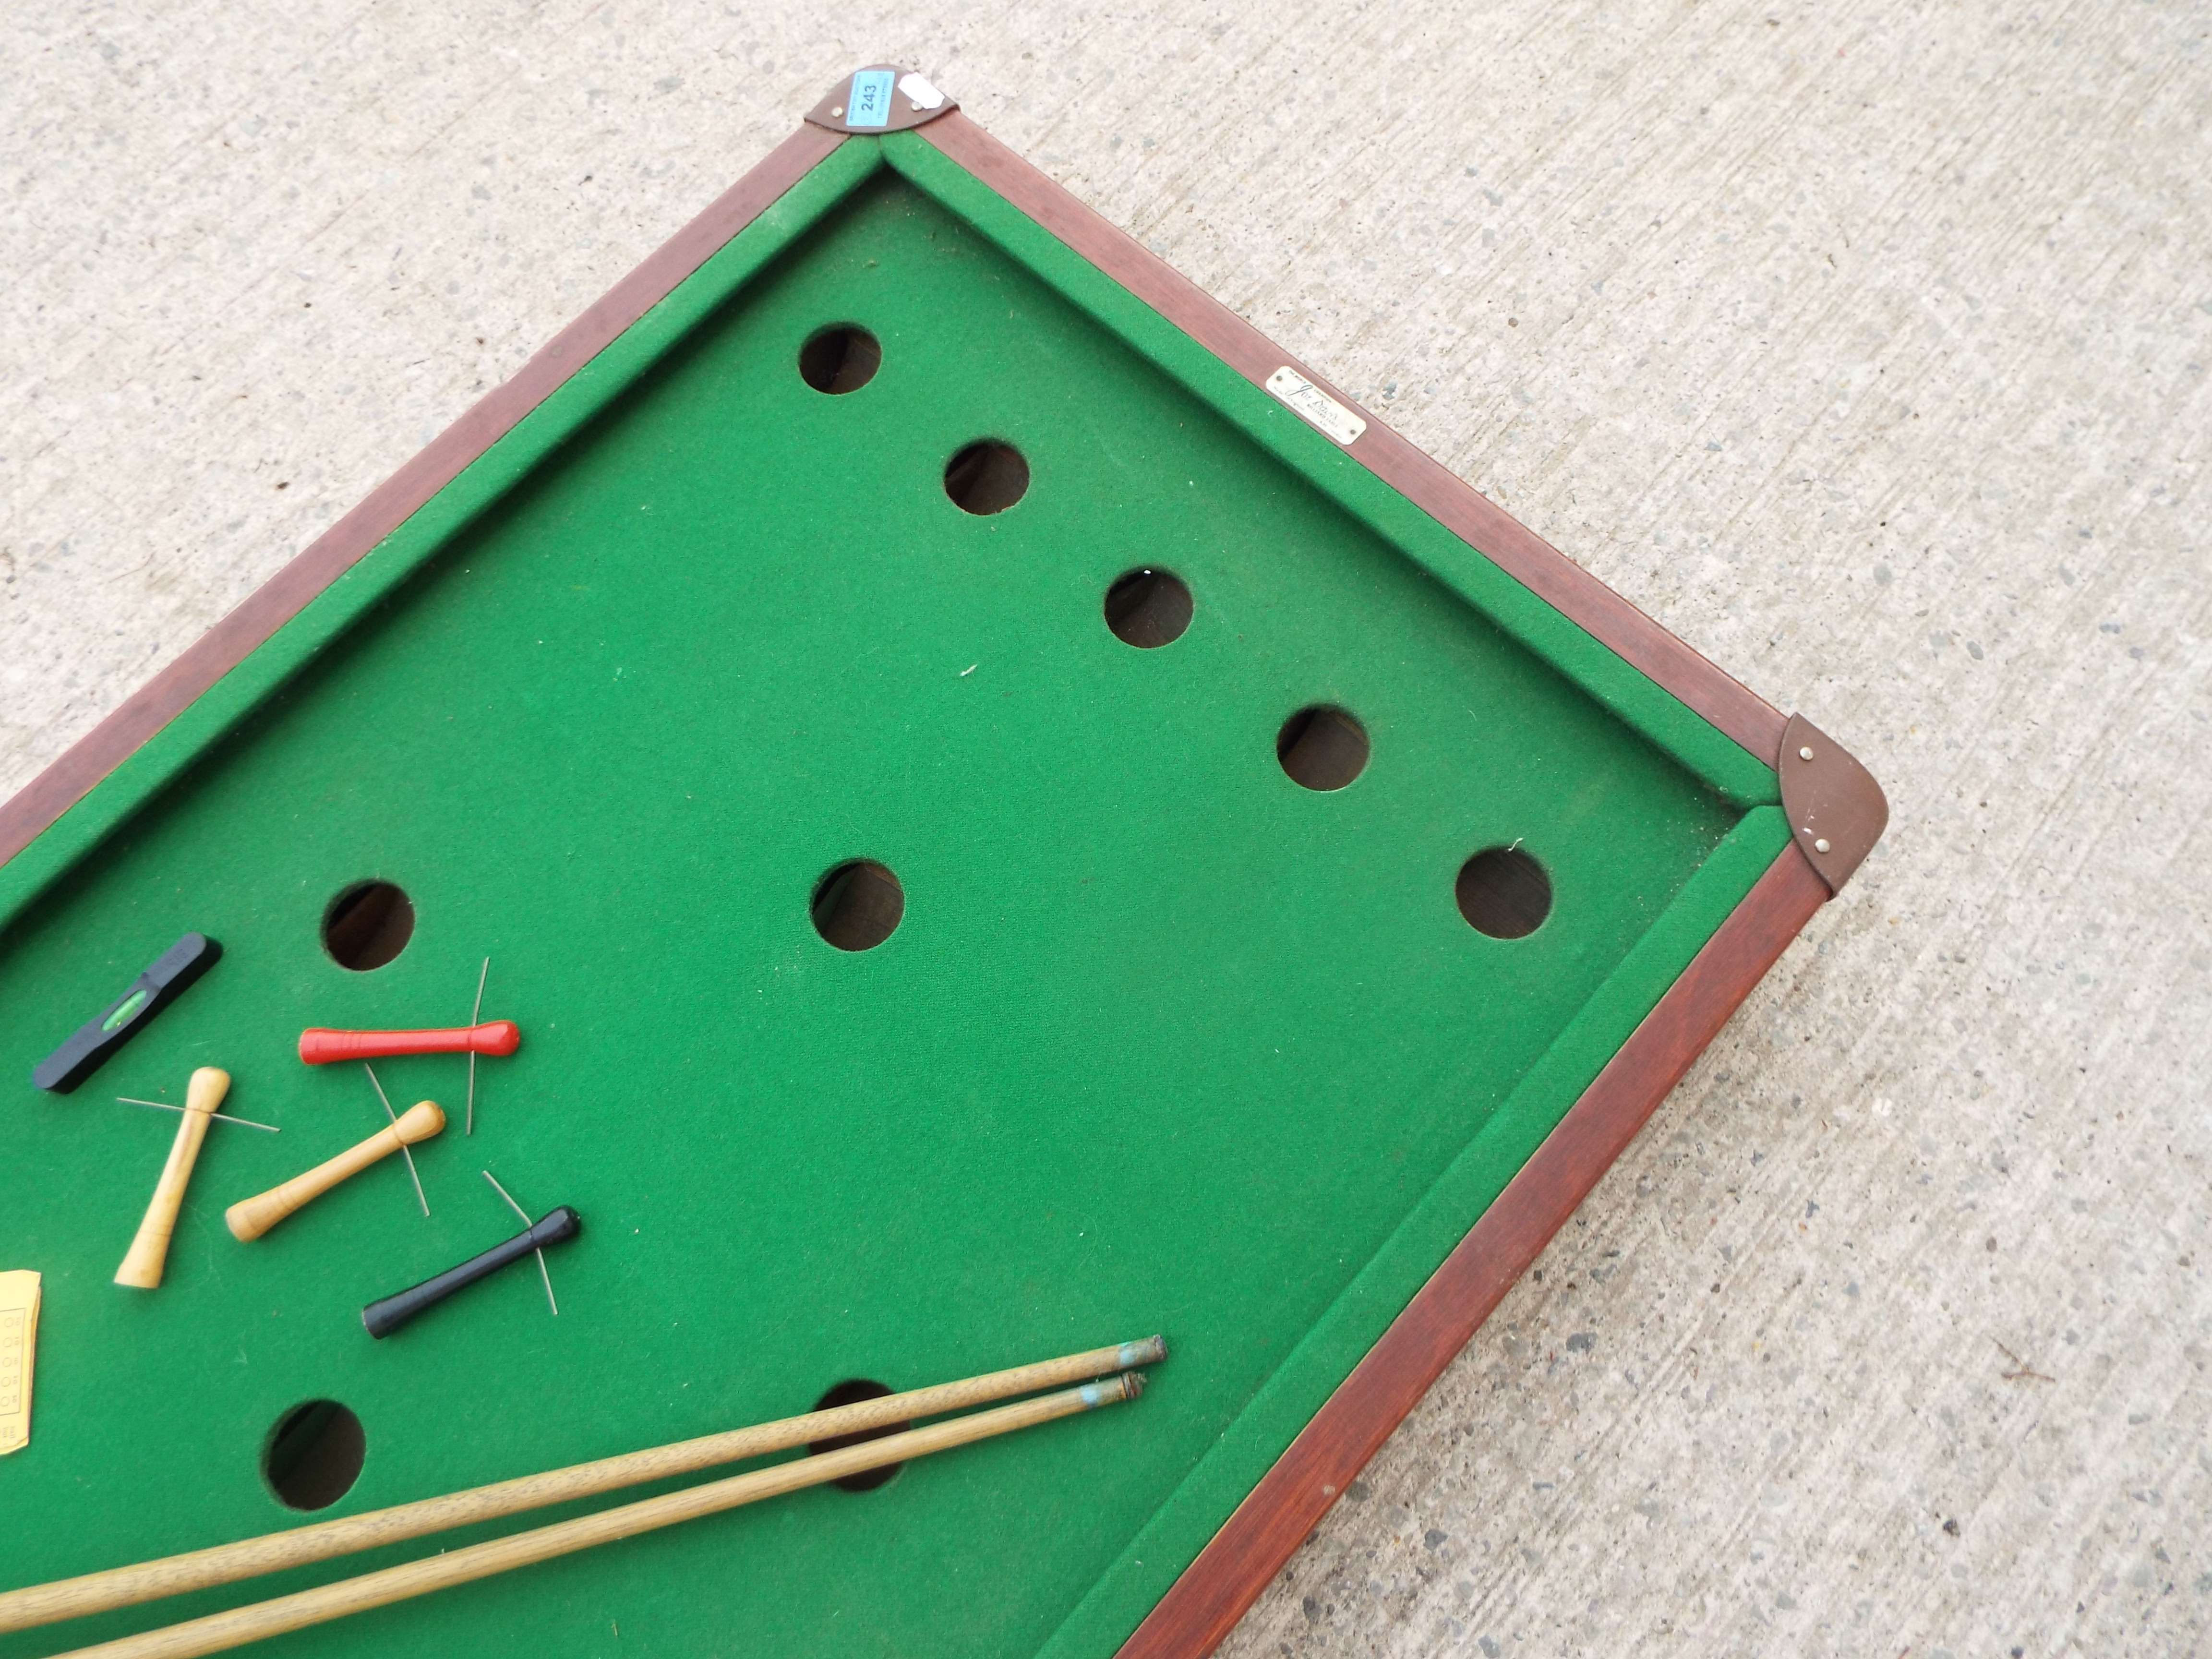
[846,69,895,128]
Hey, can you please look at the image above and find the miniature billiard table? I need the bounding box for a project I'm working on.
[0,67,1883,1659]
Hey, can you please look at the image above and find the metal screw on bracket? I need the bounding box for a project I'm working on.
[1799,745,1815,760]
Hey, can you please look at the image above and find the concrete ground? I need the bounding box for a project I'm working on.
[4,4,2207,1656]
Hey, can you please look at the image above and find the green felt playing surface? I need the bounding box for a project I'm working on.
[0,134,1788,1659]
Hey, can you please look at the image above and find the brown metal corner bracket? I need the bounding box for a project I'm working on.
[805,66,958,134]
[1777,714,1888,894]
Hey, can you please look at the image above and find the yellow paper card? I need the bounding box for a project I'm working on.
[0,1270,39,1455]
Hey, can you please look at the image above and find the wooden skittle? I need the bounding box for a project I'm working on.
[115,1067,231,1290]
[226,1102,445,1241]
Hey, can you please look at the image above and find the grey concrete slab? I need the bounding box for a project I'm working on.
[4,4,2206,1656]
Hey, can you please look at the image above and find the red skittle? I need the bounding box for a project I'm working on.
[298,1021,521,1066]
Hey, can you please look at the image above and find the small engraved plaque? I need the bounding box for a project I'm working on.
[1264,367,1367,445]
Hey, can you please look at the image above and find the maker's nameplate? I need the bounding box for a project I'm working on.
[1265,367,1367,445]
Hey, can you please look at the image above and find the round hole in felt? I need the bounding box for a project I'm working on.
[807,1379,909,1492]
[322,881,414,972]
[797,325,882,395]
[262,1400,366,1511]
[811,861,904,952]
[1455,846,1553,939]
[1103,568,1194,649]
[943,440,1029,515]
[1275,706,1370,792]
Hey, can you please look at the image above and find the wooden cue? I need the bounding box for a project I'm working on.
[0,1334,1166,1635]
[50,1375,1144,1659]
